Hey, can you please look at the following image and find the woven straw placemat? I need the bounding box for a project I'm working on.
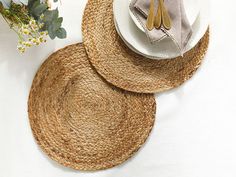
[82,0,210,93]
[28,43,156,171]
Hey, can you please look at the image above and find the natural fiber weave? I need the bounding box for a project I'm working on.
[28,43,156,171]
[82,0,210,93]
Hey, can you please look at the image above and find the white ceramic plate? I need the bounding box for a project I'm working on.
[113,0,210,59]
[129,0,200,32]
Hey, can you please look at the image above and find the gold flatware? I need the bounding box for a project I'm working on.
[154,0,162,29]
[146,0,155,31]
[159,0,171,30]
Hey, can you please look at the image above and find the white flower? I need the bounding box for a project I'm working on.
[17,44,26,53]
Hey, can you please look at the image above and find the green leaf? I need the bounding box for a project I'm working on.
[56,28,67,39]
[51,17,63,31]
[31,0,40,10]
[43,9,59,22]
[28,0,35,7]
[57,17,63,24]
[32,4,47,17]
[28,0,40,16]
[48,25,56,39]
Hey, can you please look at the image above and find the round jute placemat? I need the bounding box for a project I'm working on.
[28,43,156,171]
[82,0,210,93]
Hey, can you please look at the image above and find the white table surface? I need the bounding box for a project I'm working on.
[1,0,236,177]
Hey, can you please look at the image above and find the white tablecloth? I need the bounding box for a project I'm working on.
[1,0,236,177]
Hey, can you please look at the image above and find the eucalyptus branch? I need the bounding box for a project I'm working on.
[0,0,66,53]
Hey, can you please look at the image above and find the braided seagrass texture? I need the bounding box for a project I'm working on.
[82,0,210,93]
[28,43,156,171]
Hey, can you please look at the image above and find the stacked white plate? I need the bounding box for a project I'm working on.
[113,0,210,59]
